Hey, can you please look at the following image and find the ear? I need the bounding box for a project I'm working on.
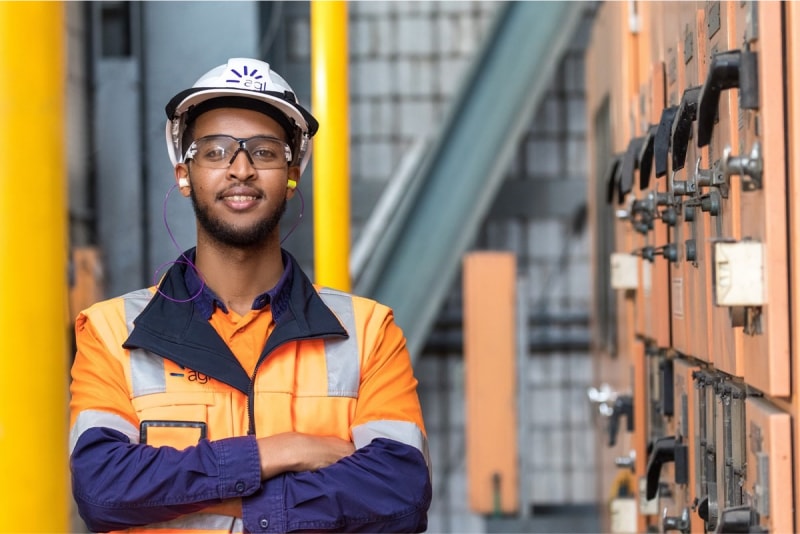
[286,166,301,199]
[174,164,191,197]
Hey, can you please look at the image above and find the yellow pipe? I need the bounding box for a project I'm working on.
[311,0,351,291]
[0,2,70,531]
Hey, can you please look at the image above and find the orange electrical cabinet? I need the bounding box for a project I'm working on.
[670,2,712,362]
[713,381,747,521]
[585,5,642,529]
[729,1,789,398]
[698,1,745,377]
[589,2,798,532]
[743,397,792,533]
[787,2,800,525]
[463,252,518,515]
[692,369,722,531]
[635,61,672,349]
[672,357,704,533]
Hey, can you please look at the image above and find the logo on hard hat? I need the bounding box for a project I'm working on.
[225,65,269,92]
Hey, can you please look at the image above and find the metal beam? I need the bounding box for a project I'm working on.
[360,1,586,358]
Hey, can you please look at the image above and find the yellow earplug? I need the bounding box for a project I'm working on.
[287,179,297,190]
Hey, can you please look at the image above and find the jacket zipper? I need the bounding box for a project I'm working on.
[246,333,339,435]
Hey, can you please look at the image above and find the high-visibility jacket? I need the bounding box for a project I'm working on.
[69,250,431,533]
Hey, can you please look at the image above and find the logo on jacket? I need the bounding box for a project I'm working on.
[170,365,210,385]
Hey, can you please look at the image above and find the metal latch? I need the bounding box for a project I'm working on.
[720,141,762,191]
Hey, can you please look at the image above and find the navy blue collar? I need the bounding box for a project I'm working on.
[182,248,294,320]
[124,248,347,394]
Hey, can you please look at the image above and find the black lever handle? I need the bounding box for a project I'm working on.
[660,358,674,417]
[619,137,646,198]
[639,125,658,190]
[739,49,759,111]
[654,106,678,177]
[605,153,624,205]
[607,395,634,447]
[713,505,756,533]
[646,435,677,499]
[697,50,742,147]
[671,86,702,171]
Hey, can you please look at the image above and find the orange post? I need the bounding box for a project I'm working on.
[463,252,518,514]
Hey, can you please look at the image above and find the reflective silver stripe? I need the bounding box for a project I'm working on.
[318,289,360,397]
[123,288,167,397]
[130,348,167,396]
[352,420,431,469]
[70,410,139,454]
[123,288,155,333]
[143,513,240,531]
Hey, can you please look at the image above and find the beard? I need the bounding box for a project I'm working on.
[190,187,287,248]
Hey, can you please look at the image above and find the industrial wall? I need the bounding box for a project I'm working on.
[586,1,798,532]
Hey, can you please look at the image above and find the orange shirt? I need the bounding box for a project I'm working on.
[209,307,275,378]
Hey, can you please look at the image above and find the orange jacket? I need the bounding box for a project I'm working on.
[69,252,431,533]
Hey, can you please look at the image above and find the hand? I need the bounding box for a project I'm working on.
[256,432,355,480]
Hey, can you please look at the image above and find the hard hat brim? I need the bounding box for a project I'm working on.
[167,87,315,135]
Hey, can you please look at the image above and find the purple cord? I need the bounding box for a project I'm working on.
[154,184,206,303]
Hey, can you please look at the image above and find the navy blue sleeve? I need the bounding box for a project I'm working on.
[241,438,432,533]
[70,427,262,532]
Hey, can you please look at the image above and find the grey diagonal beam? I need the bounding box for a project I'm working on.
[360,1,586,359]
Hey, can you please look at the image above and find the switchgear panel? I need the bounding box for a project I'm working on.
[586,1,798,531]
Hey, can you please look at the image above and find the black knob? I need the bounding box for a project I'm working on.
[685,239,697,261]
[661,207,678,226]
[662,243,678,263]
[700,191,721,216]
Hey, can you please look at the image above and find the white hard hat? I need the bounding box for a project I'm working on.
[165,58,318,173]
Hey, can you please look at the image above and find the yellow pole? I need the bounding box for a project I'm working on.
[311,0,351,291]
[0,2,70,531]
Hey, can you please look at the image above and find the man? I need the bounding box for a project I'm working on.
[69,58,431,533]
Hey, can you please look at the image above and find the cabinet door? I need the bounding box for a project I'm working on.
[731,1,790,396]
[700,1,745,377]
[744,397,792,533]
[670,2,707,361]
[673,358,703,533]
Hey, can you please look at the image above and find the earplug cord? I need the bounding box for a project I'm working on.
[153,184,206,303]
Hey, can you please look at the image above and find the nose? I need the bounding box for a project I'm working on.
[227,148,256,181]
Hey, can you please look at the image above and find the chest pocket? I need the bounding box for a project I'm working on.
[128,348,236,449]
[132,391,216,449]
